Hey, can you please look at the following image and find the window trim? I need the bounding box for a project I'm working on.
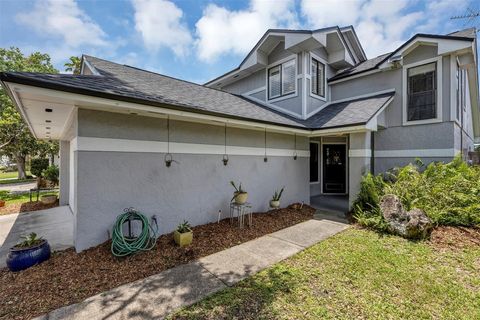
[266,55,298,102]
[402,56,443,126]
[309,52,327,102]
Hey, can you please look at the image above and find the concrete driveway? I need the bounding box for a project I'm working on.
[0,206,74,268]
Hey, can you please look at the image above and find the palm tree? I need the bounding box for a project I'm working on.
[64,56,81,74]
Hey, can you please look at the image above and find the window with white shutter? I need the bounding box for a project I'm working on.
[268,65,281,99]
[282,59,296,95]
[268,59,296,100]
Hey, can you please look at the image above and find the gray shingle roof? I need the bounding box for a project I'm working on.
[448,27,476,39]
[329,53,390,81]
[0,55,394,131]
[303,92,394,129]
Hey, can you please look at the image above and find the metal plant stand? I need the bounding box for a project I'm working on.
[229,202,253,228]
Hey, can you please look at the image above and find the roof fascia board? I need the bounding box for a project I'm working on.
[82,58,101,75]
[328,68,382,84]
[325,27,356,65]
[0,81,38,138]
[6,82,385,138]
[341,26,367,60]
[8,82,313,135]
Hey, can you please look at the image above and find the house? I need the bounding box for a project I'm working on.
[1,26,478,252]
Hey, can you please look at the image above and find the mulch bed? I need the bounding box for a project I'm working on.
[0,204,315,320]
[0,200,59,216]
[429,225,480,250]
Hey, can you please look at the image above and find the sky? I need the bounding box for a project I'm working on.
[0,0,478,84]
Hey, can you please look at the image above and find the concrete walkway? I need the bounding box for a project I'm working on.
[36,218,348,320]
[0,206,74,268]
[0,180,36,193]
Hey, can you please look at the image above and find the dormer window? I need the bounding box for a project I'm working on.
[268,59,296,100]
[311,58,325,97]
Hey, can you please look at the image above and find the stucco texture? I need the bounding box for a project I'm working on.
[74,152,309,251]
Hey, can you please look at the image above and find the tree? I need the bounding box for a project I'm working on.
[0,47,58,179]
[64,56,81,74]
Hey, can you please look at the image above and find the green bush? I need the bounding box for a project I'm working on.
[30,158,49,177]
[43,165,59,185]
[353,156,480,230]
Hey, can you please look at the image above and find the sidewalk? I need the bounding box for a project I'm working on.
[36,218,348,320]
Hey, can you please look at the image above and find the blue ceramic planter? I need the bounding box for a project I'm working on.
[6,240,51,272]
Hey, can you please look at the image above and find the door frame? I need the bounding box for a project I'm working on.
[320,138,348,195]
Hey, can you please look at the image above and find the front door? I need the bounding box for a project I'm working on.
[323,144,346,194]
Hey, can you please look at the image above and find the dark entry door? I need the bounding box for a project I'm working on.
[323,144,346,193]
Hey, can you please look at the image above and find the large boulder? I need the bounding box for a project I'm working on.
[380,194,433,239]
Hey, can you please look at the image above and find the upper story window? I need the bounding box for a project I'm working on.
[311,58,325,97]
[407,62,437,121]
[268,59,296,100]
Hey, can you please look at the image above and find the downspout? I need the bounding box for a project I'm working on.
[370,132,375,174]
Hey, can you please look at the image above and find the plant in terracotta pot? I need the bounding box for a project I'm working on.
[230,181,248,204]
[7,232,51,272]
[270,187,285,209]
[174,220,193,247]
[40,193,57,205]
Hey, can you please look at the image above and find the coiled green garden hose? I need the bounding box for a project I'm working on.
[111,208,158,257]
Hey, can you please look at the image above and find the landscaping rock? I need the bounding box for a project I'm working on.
[380,194,432,239]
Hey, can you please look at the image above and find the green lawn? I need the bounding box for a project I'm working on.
[0,171,34,184]
[0,190,58,204]
[170,228,480,320]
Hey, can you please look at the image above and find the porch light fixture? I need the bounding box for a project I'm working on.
[264,128,268,162]
[222,123,229,166]
[293,133,298,160]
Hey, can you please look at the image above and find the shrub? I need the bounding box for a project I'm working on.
[43,165,59,185]
[30,158,49,178]
[353,156,480,231]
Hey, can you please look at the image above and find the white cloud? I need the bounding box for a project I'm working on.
[131,0,193,57]
[195,0,299,62]
[301,0,428,58]
[16,0,107,48]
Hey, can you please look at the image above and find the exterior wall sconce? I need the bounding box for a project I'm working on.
[264,128,268,162]
[293,133,298,160]
[165,116,177,167]
[165,153,173,167]
[222,124,229,166]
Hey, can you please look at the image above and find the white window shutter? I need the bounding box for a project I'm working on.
[268,66,281,98]
[282,60,296,95]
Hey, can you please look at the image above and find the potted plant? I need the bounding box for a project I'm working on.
[6,233,51,272]
[174,220,193,247]
[40,193,57,205]
[230,181,248,204]
[270,187,284,208]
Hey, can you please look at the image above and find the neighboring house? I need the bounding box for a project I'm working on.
[0,26,478,252]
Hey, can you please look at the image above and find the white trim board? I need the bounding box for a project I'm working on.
[72,137,310,157]
[349,149,371,157]
[375,148,459,158]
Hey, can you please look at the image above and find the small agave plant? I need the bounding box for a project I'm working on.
[270,187,285,209]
